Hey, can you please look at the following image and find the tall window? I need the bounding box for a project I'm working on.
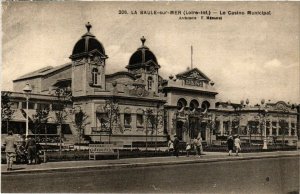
[37,103,50,110]
[137,114,144,127]
[22,102,35,109]
[124,114,131,127]
[92,68,98,85]
[147,76,153,90]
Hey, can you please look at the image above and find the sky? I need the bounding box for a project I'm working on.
[1,2,299,104]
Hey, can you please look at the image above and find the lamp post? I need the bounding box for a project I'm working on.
[23,83,32,140]
[260,99,268,150]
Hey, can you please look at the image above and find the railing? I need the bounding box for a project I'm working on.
[91,127,111,134]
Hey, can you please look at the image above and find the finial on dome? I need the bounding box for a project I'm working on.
[86,22,92,32]
[141,36,146,46]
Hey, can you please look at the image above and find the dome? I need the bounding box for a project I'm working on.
[70,22,106,59]
[126,36,159,69]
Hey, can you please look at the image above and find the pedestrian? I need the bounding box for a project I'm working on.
[35,142,42,164]
[186,142,191,157]
[168,139,174,154]
[193,136,202,157]
[173,135,180,157]
[227,135,234,156]
[234,135,241,156]
[25,136,37,164]
[3,130,17,171]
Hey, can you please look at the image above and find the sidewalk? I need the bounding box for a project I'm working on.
[2,151,299,175]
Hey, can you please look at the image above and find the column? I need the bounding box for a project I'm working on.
[246,124,249,135]
[131,113,137,131]
[269,118,273,136]
[288,117,291,136]
[120,113,124,130]
[229,117,232,135]
[276,121,279,136]
[220,117,224,135]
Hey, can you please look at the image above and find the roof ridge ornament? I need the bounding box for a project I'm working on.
[86,22,92,32]
[141,36,146,46]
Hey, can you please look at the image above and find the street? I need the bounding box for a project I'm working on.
[2,156,299,193]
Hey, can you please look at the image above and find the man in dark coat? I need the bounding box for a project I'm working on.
[25,137,37,164]
[227,135,234,156]
[173,135,180,157]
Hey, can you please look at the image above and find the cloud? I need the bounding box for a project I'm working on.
[264,59,282,68]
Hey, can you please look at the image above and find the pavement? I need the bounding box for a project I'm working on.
[1,150,299,175]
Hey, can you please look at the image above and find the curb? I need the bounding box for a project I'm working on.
[2,153,299,175]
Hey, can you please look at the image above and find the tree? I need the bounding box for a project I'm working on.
[32,106,50,142]
[53,88,71,156]
[207,116,216,145]
[1,91,15,134]
[73,108,90,150]
[145,106,163,152]
[279,119,288,147]
[103,99,120,143]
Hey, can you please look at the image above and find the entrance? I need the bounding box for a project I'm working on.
[176,121,184,140]
[200,122,207,140]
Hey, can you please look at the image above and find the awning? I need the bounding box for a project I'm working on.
[20,109,35,122]
[10,109,26,122]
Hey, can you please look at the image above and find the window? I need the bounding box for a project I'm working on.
[291,123,295,135]
[37,103,50,110]
[272,122,277,135]
[201,101,210,113]
[137,114,144,127]
[177,98,187,111]
[189,100,199,111]
[10,102,19,109]
[22,102,35,109]
[124,114,131,127]
[147,77,153,90]
[92,68,98,85]
[52,103,64,111]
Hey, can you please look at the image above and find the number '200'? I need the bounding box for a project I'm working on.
[119,10,128,14]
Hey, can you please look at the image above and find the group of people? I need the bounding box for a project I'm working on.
[168,134,242,158]
[227,135,241,156]
[3,130,41,171]
[168,135,203,158]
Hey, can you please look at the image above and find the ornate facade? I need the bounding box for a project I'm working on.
[2,23,299,145]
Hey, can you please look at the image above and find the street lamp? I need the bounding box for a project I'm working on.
[260,99,268,150]
[23,83,32,139]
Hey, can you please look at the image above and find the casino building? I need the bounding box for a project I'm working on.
[2,23,299,146]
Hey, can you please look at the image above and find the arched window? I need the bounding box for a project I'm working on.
[136,109,144,127]
[201,101,210,113]
[147,76,153,90]
[92,68,98,85]
[189,99,199,111]
[124,107,132,127]
[177,98,187,111]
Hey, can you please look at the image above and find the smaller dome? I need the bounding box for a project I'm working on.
[70,22,106,59]
[126,36,159,69]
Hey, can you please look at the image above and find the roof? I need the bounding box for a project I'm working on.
[126,36,159,69]
[70,23,107,60]
[14,63,72,82]
[106,71,136,80]
[176,68,211,81]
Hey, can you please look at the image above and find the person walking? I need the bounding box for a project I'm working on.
[186,142,191,157]
[194,136,202,157]
[173,135,180,157]
[3,130,17,171]
[227,135,234,156]
[168,139,174,155]
[25,136,37,164]
[234,135,241,156]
